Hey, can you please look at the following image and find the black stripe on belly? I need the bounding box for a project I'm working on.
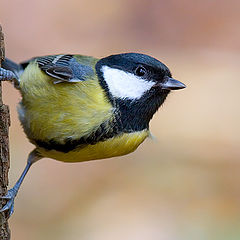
[35,121,120,153]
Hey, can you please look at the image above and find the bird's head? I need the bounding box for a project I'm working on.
[96,53,186,130]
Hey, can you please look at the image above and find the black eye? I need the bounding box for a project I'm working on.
[135,66,147,77]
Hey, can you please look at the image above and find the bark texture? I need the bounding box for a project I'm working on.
[0,25,11,240]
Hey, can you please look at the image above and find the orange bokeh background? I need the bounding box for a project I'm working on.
[1,1,240,239]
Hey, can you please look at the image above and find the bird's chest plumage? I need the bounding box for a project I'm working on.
[37,130,149,162]
[18,63,114,143]
[17,63,150,163]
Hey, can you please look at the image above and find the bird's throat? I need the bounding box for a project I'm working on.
[115,90,169,132]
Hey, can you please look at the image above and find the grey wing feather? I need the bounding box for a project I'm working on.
[23,54,94,84]
[45,66,73,81]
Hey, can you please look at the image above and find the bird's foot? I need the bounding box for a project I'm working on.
[0,67,20,88]
[0,188,18,218]
[0,68,17,81]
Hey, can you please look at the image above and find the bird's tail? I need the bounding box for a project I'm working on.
[2,58,24,78]
[1,58,25,88]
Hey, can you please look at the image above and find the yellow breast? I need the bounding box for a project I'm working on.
[18,62,149,163]
[37,130,149,162]
[19,62,113,143]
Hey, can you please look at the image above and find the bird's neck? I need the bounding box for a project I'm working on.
[115,92,169,132]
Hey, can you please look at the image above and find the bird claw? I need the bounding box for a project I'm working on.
[1,188,16,199]
[0,188,17,218]
[0,68,17,81]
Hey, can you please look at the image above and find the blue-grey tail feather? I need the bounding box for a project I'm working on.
[2,58,23,73]
[1,58,29,81]
[2,58,21,71]
[1,58,23,88]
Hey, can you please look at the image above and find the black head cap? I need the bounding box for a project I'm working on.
[95,53,186,131]
[96,52,171,78]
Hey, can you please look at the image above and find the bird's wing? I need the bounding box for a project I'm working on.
[21,54,95,84]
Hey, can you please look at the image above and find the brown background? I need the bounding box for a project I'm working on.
[1,0,240,239]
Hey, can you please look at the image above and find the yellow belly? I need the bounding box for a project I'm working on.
[19,62,114,143]
[37,130,149,162]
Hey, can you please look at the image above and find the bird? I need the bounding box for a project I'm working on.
[0,52,186,217]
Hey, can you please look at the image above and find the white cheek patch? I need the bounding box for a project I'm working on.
[101,66,155,100]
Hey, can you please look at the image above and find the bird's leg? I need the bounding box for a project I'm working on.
[0,67,20,88]
[0,149,42,217]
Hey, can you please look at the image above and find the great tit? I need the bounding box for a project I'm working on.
[0,53,185,216]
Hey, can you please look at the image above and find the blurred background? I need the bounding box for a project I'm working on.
[1,0,240,239]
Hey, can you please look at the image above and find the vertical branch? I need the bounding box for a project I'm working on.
[0,25,11,240]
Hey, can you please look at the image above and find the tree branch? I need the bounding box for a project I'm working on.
[0,25,11,240]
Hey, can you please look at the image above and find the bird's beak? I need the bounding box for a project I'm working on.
[161,77,186,90]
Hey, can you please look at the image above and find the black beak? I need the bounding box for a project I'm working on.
[161,77,186,90]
